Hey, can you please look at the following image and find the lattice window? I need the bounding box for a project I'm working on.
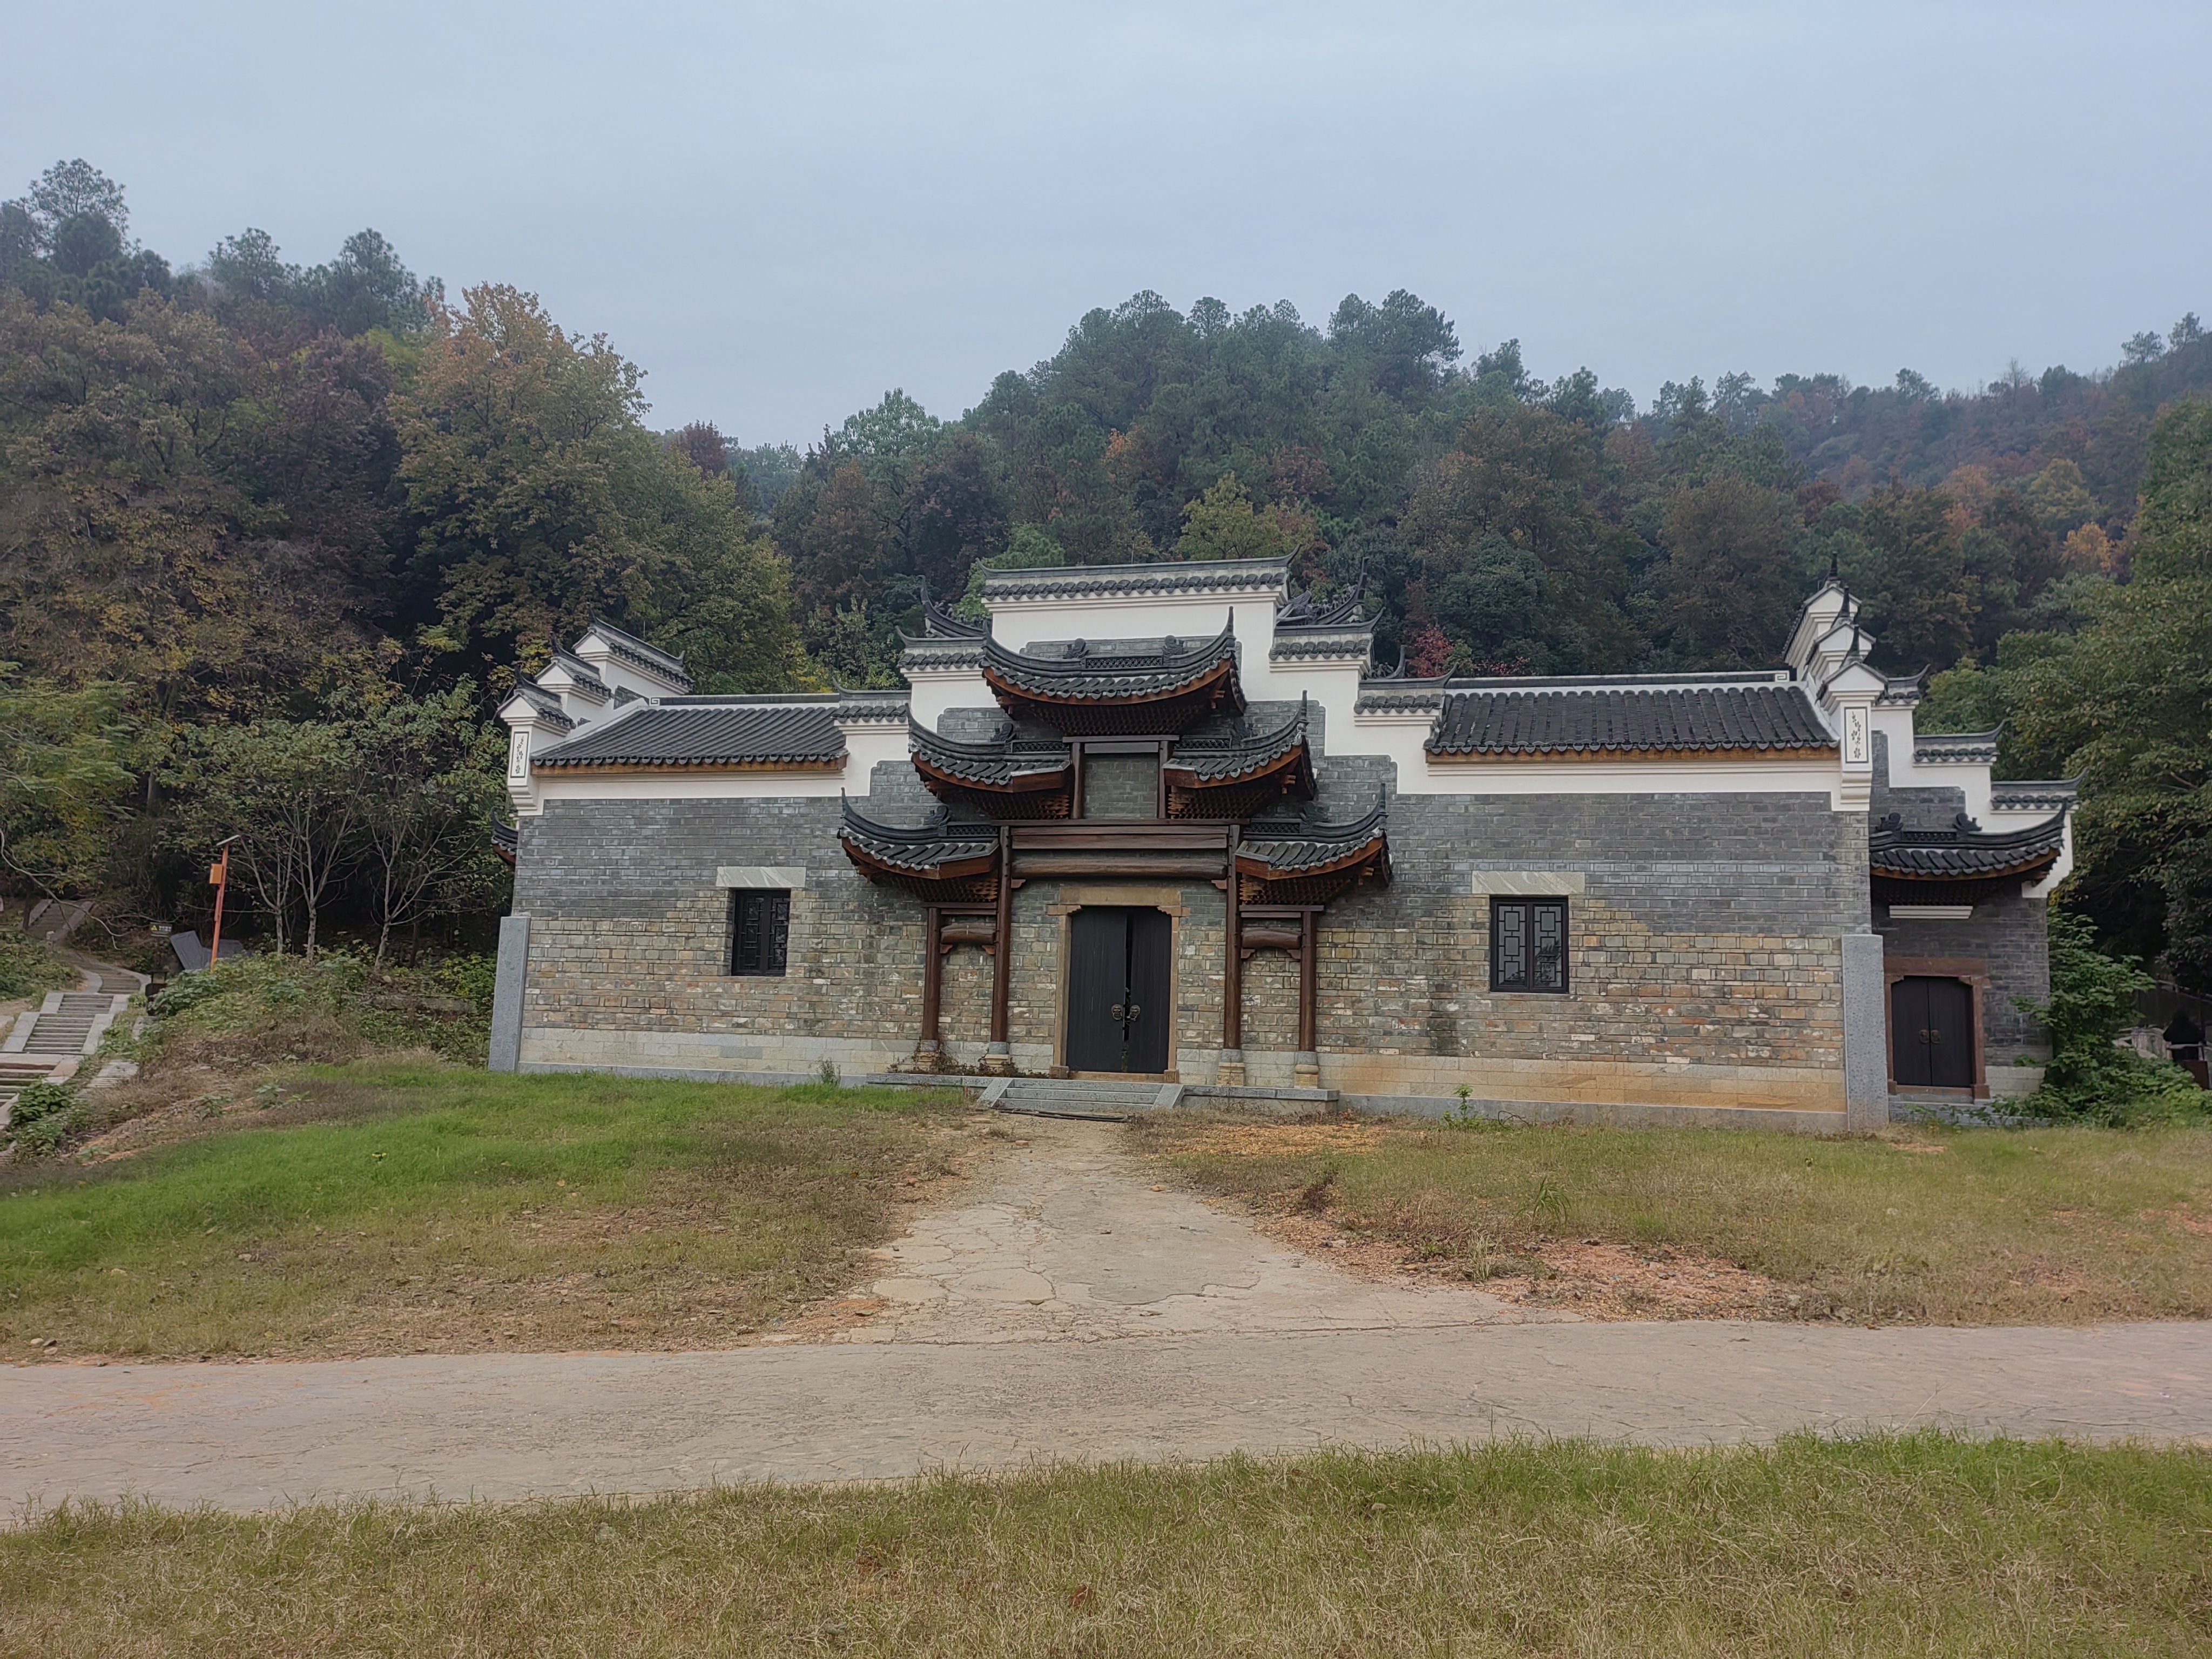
[729,890,791,976]
[1490,898,1568,994]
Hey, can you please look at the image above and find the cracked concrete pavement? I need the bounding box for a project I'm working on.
[820,1115,1555,1343]
[6,1112,2212,1513]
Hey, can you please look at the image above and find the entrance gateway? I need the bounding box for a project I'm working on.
[1065,907,1171,1074]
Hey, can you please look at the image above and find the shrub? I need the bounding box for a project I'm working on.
[0,929,72,1000]
[2021,913,2207,1125]
[5,1080,78,1154]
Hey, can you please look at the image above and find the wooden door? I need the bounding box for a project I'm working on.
[1065,907,1171,1074]
[1891,976,1975,1089]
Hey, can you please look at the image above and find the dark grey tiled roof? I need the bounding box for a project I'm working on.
[1912,730,2000,765]
[533,699,845,768]
[1354,681,1446,717]
[1869,812,2067,880]
[1989,779,2080,812]
[900,637,988,673]
[1171,704,1310,783]
[983,624,1239,703]
[837,803,999,874]
[1878,671,1928,707]
[580,617,692,691]
[981,558,1289,603]
[1428,679,1831,757]
[1269,623,1373,663]
[908,718,1069,786]
[509,682,575,731]
[546,650,609,700]
[1240,791,1389,874]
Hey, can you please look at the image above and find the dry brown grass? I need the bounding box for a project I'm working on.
[1135,1110,2212,1326]
[5,1435,2209,1656]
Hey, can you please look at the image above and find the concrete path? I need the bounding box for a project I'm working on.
[833,1116,1550,1343]
[7,1323,2211,1512]
[6,1111,2212,1513]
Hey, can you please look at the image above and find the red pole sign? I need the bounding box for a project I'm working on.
[207,845,232,967]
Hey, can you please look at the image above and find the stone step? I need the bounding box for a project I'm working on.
[987,1076,1179,1121]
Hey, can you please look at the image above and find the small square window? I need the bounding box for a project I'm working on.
[1491,898,1568,993]
[730,890,790,976]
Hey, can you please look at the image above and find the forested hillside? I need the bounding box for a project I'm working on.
[2,160,2207,983]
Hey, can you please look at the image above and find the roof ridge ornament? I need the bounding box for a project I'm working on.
[916,576,984,640]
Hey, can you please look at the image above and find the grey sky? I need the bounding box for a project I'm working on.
[8,2,2205,444]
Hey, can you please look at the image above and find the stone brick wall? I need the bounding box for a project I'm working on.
[508,745,1875,1112]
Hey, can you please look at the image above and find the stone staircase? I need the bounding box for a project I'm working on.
[981,1076,1184,1121]
[0,989,131,1121]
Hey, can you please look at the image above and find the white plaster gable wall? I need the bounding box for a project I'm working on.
[905,665,992,733]
[570,628,687,701]
[1866,705,2075,895]
[532,659,609,727]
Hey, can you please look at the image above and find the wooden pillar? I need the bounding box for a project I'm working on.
[1069,740,1085,819]
[1295,908,1320,1089]
[919,905,943,1058]
[1219,826,1244,1085]
[1298,910,1317,1050]
[984,825,1013,1073]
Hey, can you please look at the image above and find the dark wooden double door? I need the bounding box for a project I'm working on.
[1891,976,1975,1089]
[1066,907,1171,1074]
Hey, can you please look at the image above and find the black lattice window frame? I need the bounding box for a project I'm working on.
[729,889,791,977]
[1489,897,1569,995]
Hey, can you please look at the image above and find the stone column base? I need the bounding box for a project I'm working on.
[980,1043,1014,1076]
[1293,1051,1320,1089]
[1216,1049,1246,1087]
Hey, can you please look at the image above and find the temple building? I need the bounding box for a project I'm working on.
[486,559,2074,1130]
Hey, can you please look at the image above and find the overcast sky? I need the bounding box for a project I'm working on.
[7,1,2206,444]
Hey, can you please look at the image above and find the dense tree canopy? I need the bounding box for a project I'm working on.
[2,157,2207,984]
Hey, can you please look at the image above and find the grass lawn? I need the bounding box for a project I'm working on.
[1134,1114,2212,1326]
[1,1063,965,1361]
[5,1435,2208,1656]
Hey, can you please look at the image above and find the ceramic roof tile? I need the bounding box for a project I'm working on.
[533,700,845,768]
[1428,679,1831,757]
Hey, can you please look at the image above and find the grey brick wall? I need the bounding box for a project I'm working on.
[509,736,1881,1105]
[1877,891,2049,1063]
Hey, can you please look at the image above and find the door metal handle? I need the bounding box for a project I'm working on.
[1110,1004,1125,1022]
[1125,1003,1141,1022]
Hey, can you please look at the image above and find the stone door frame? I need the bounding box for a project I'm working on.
[1047,885,1187,1081]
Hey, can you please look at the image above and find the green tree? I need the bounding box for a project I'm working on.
[395,285,795,682]
[2011,400,2212,980]
[0,667,133,896]
[1174,473,1304,562]
[163,718,367,958]
[345,687,510,968]
[1660,474,1804,665]
[2022,914,2203,1124]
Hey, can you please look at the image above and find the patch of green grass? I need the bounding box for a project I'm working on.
[5,1434,2208,1656]
[0,1061,964,1359]
[1142,1115,2212,1325]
